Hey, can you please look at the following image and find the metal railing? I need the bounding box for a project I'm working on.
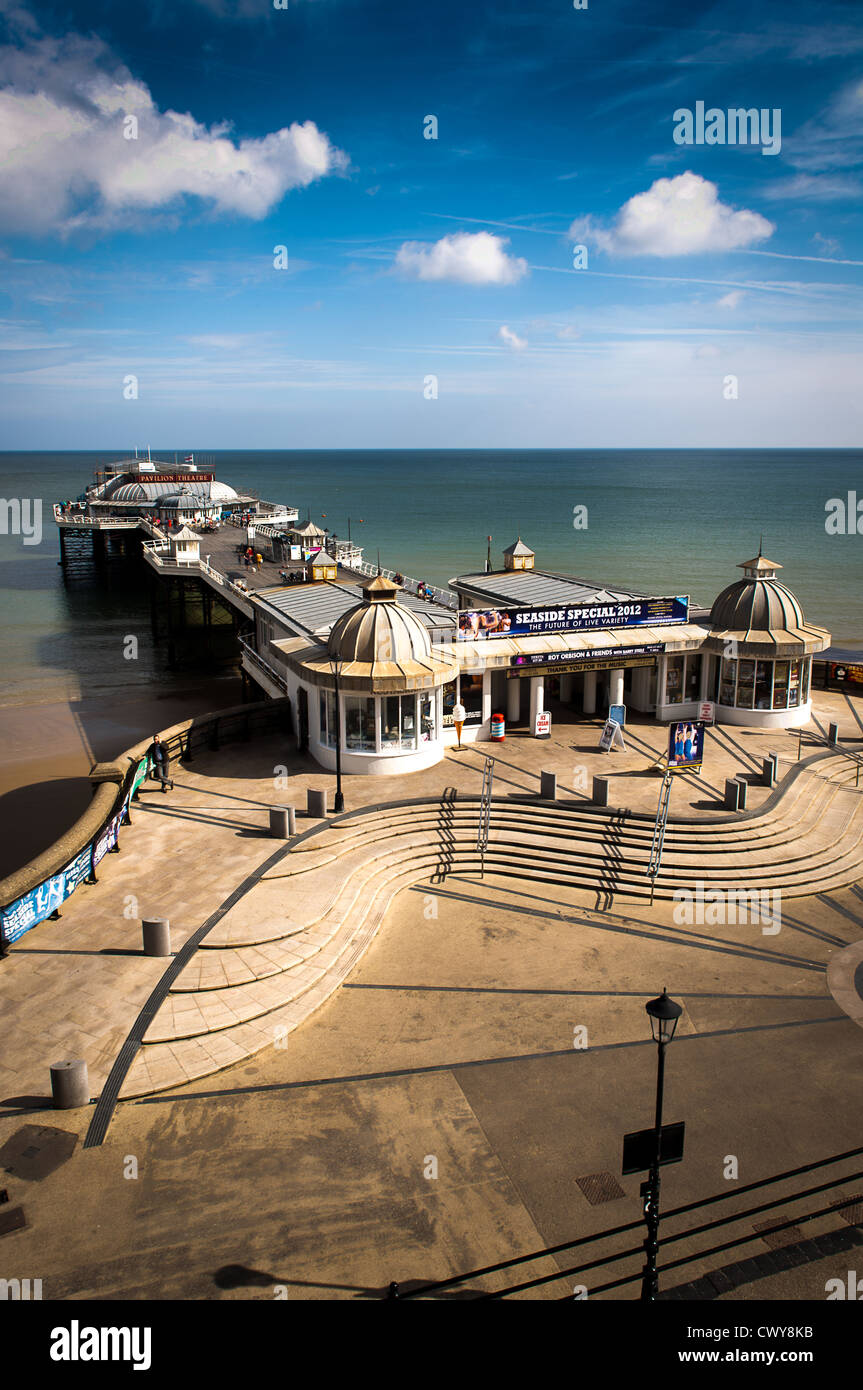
[350,558,458,610]
[238,636,289,694]
[476,756,494,878]
[387,1144,863,1300]
[646,771,673,902]
[142,542,256,602]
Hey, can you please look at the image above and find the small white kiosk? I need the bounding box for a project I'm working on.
[278,574,460,775]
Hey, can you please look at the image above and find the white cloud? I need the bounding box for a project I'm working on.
[717,290,744,309]
[394,231,528,285]
[569,172,774,258]
[0,30,347,235]
[497,324,527,350]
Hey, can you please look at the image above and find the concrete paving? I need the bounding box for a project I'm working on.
[0,690,861,1300]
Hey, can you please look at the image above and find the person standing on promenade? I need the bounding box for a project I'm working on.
[147,734,174,793]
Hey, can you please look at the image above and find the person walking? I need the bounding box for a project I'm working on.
[147,733,173,792]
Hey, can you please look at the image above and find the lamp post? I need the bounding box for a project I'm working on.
[641,987,682,1302]
[328,653,345,813]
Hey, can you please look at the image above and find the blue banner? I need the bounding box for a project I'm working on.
[1,845,93,944]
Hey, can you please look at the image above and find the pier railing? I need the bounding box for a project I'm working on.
[0,697,292,955]
[238,636,289,694]
[142,541,256,601]
[349,559,458,610]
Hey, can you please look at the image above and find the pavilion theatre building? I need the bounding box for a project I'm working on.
[243,539,830,778]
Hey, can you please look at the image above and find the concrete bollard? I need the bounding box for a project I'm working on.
[592,775,609,807]
[142,918,172,957]
[540,771,557,801]
[724,778,741,812]
[828,721,839,746]
[50,1059,90,1110]
[762,757,777,788]
[307,788,327,818]
[269,806,296,838]
[736,777,749,810]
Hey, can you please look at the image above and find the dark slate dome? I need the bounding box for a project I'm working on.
[705,551,830,656]
[710,553,806,633]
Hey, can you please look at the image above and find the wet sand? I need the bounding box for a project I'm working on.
[0,678,244,879]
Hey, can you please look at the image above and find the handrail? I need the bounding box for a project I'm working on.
[238,636,288,693]
[350,558,458,610]
[388,1143,863,1300]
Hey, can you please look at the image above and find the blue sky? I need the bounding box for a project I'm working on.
[1,0,862,447]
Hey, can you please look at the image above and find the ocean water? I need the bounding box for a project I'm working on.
[0,448,861,710]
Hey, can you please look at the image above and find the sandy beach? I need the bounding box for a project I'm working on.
[0,677,244,879]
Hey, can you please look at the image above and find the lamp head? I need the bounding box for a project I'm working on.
[645,988,683,1045]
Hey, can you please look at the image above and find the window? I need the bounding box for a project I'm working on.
[344,695,376,750]
[736,660,756,709]
[443,674,483,726]
[420,693,435,742]
[788,659,802,708]
[684,654,701,702]
[754,661,773,710]
[665,655,684,704]
[772,660,789,710]
[802,657,811,703]
[382,694,417,750]
[719,657,737,706]
[319,689,337,747]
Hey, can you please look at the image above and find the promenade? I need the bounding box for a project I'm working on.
[1,689,862,1299]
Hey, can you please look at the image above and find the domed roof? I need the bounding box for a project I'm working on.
[209,480,239,501]
[286,574,460,693]
[706,551,830,656]
[711,578,806,633]
[110,481,148,502]
[104,475,237,503]
[159,493,199,510]
[328,574,433,665]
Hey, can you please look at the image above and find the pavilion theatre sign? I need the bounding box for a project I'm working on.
[146,473,215,484]
[507,644,665,679]
[457,596,688,641]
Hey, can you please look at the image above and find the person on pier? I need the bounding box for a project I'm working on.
[147,734,174,793]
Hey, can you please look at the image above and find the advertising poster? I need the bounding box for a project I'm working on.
[92,812,123,869]
[0,845,93,945]
[667,720,706,771]
[458,598,688,641]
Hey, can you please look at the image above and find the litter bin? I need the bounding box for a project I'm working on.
[490,713,505,742]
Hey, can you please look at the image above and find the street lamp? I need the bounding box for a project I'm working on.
[328,652,345,813]
[641,987,683,1302]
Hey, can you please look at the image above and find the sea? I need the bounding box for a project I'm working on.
[0,448,860,711]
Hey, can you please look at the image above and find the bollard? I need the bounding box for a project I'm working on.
[269,807,296,838]
[592,775,609,807]
[540,771,557,801]
[142,917,172,957]
[50,1059,90,1110]
[736,777,749,810]
[762,755,777,788]
[307,788,327,818]
[724,778,741,812]
[828,722,839,746]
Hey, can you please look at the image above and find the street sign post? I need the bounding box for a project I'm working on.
[622,1121,686,1175]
